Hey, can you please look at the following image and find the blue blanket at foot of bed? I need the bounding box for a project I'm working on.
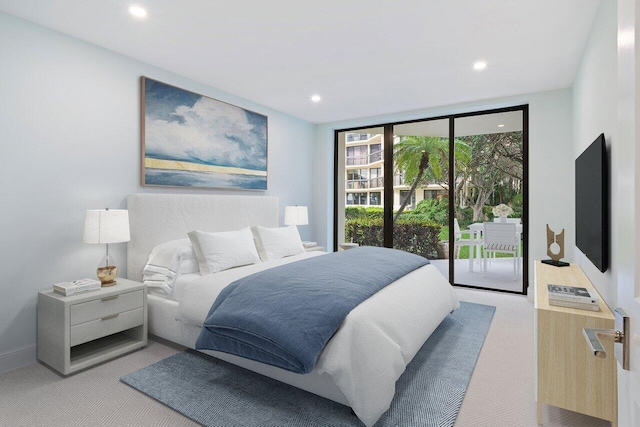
[196,246,429,373]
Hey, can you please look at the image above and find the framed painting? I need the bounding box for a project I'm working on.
[140,77,268,190]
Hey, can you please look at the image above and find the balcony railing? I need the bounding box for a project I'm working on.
[394,174,406,186]
[346,179,368,189]
[346,133,372,142]
[369,150,382,163]
[369,177,383,188]
[346,176,385,190]
[346,150,383,166]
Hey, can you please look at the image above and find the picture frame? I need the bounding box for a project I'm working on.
[140,77,268,190]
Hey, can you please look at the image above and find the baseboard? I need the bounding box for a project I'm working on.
[0,344,37,374]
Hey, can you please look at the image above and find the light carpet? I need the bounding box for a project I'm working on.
[121,301,495,427]
[0,288,610,426]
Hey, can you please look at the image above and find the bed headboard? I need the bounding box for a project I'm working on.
[126,193,279,281]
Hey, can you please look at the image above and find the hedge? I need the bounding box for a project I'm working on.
[345,206,384,220]
[345,217,441,259]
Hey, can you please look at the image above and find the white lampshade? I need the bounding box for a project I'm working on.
[284,206,308,226]
[83,209,130,244]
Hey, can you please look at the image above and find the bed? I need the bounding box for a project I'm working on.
[126,193,459,426]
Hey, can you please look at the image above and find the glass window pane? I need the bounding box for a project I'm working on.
[392,119,450,281]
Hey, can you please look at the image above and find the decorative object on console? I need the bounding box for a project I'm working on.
[541,224,569,267]
[283,205,308,226]
[84,208,130,286]
[140,77,268,190]
[492,203,513,222]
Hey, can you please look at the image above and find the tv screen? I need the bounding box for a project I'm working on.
[575,133,608,272]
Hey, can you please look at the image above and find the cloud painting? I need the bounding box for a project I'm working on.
[141,77,267,190]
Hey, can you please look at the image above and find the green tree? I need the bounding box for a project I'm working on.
[393,136,469,220]
[455,132,523,221]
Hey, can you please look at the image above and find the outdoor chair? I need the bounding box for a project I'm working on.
[454,218,482,271]
[483,222,520,280]
[493,217,521,224]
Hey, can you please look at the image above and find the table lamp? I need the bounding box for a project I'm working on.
[83,208,130,286]
[284,206,308,226]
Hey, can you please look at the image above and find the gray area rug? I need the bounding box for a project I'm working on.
[121,301,495,426]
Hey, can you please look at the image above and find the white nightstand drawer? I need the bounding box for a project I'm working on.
[70,290,143,326]
[70,307,144,347]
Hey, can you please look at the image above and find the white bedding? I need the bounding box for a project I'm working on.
[147,273,202,302]
[175,252,459,427]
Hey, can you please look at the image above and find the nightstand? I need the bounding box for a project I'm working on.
[305,246,326,252]
[38,278,147,375]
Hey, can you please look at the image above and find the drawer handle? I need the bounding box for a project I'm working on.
[101,313,119,321]
[101,295,119,302]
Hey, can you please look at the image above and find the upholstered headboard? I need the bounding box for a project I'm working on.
[126,193,279,281]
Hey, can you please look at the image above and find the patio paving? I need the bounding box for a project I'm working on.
[430,257,524,293]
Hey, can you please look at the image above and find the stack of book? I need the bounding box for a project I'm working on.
[53,278,101,296]
[547,283,600,311]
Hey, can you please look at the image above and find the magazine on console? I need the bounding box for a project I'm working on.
[547,283,599,305]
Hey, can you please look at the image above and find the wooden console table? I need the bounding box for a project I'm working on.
[534,261,616,426]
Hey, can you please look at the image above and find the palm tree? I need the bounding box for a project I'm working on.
[393,136,470,220]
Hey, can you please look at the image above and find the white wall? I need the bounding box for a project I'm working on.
[572,0,618,308]
[0,12,315,370]
[313,88,575,291]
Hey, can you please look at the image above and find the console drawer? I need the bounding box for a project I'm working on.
[70,307,144,347]
[70,290,143,326]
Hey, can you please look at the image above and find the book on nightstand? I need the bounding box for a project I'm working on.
[53,278,101,296]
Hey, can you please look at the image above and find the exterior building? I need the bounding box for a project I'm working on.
[345,133,447,210]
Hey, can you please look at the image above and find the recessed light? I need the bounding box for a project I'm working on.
[473,61,487,71]
[498,124,505,128]
[311,94,321,103]
[129,5,147,18]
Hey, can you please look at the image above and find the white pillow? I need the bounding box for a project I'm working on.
[188,227,261,275]
[252,225,305,261]
[142,238,198,293]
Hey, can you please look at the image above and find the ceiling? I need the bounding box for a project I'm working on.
[0,0,601,124]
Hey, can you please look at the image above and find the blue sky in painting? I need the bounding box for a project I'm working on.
[144,79,267,171]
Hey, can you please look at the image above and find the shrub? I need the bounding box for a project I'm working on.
[345,206,383,220]
[409,198,449,226]
[345,217,441,259]
[455,207,475,227]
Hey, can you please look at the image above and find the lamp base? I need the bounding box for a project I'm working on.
[97,265,118,286]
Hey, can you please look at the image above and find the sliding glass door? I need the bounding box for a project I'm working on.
[334,106,528,294]
[452,110,526,293]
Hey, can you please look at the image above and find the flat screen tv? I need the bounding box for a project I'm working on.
[575,133,608,272]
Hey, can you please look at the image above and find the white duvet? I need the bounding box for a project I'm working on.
[176,252,459,427]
